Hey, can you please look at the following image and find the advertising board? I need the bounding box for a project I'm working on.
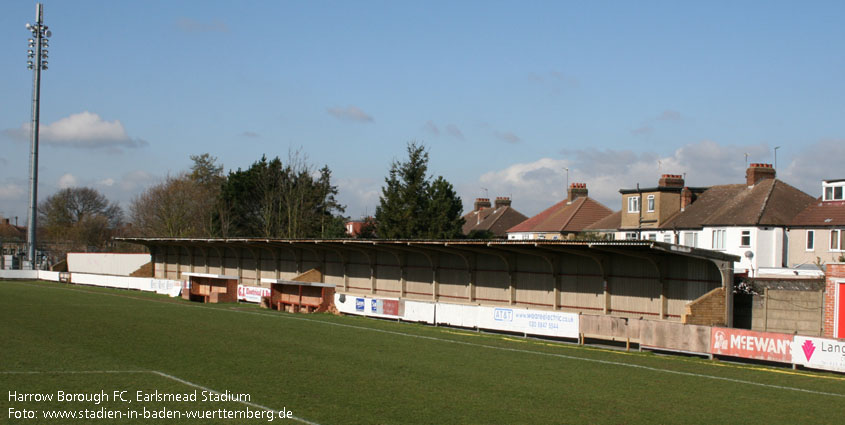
[237,285,271,303]
[710,327,793,363]
[791,336,845,373]
[475,306,578,339]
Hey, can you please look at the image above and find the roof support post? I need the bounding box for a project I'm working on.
[467,253,477,303]
[162,245,168,280]
[211,246,223,275]
[188,246,195,274]
[175,245,181,280]
[399,252,407,298]
[236,247,243,282]
[370,253,377,295]
[715,259,734,327]
[431,253,440,302]
[200,246,209,274]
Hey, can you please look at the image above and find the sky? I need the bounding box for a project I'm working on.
[2,1,845,225]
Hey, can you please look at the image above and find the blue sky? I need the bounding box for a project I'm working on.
[2,1,844,224]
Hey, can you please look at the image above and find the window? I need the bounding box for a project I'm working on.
[663,234,672,243]
[646,195,655,212]
[831,229,844,251]
[625,232,638,240]
[647,234,657,241]
[740,230,751,247]
[712,229,726,250]
[682,232,698,247]
[824,185,844,201]
[806,230,815,251]
[628,196,639,213]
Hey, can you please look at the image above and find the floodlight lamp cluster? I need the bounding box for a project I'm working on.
[26,21,50,70]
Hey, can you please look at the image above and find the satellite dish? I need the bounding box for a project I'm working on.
[744,250,754,259]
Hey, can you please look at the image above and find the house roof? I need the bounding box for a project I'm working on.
[585,210,622,231]
[790,199,845,227]
[507,197,612,234]
[660,179,814,229]
[462,206,528,237]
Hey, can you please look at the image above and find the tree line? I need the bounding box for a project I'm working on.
[34,142,466,252]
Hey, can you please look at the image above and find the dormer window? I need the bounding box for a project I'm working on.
[823,181,844,201]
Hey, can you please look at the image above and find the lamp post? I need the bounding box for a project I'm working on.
[25,3,50,268]
[774,146,781,171]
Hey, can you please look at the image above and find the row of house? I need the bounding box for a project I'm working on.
[462,164,844,276]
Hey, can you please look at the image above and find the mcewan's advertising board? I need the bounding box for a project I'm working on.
[710,327,793,363]
[791,336,845,373]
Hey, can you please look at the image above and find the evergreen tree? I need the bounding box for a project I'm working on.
[375,142,464,239]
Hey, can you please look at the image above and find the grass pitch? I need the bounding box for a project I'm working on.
[1,280,844,424]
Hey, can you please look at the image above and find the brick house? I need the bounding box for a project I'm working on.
[462,197,528,238]
[787,179,845,267]
[617,164,815,275]
[507,183,612,240]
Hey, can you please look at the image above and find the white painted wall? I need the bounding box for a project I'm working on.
[67,253,150,276]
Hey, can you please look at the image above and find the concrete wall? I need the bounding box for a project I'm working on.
[749,288,824,336]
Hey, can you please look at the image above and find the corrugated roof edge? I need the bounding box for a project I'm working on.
[115,237,739,262]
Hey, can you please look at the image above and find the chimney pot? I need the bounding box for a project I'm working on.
[659,174,685,188]
[746,163,776,186]
[474,198,492,212]
[494,197,511,208]
[568,183,588,201]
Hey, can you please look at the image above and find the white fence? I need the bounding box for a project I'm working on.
[0,269,181,297]
[334,293,580,339]
[67,253,151,276]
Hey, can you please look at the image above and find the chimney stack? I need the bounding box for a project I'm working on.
[473,198,491,212]
[746,163,775,186]
[681,187,693,211]
[658,174,684,188]
[494,197,511,209]
[568,183,588,202]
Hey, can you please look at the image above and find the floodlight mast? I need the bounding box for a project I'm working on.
[26,3,49,268]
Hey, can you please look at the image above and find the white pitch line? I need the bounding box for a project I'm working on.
[6,280,845,399]
[150,371,320,425]
[0,369,321,425]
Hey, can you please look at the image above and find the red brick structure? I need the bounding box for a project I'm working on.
[824,263,845,339]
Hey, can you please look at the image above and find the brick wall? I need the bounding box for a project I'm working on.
[824,263,845,338]
[683,287,726,326]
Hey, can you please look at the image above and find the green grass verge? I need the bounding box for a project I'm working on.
[1,280,844,424]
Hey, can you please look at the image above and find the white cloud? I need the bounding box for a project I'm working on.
[0,182,26,201]
[4,111,147,150]
[176,18,229,33]
[98,178,116,187]
[780,139,845,197]
[58,173,78,189]
[336,177,381,219]
[475,140,772,216]
[327,106,374,123]
[118,170,157,192]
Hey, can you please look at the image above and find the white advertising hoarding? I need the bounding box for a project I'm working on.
[792,336,845,373]
[237,285,271,303]
[476,306,579,339]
